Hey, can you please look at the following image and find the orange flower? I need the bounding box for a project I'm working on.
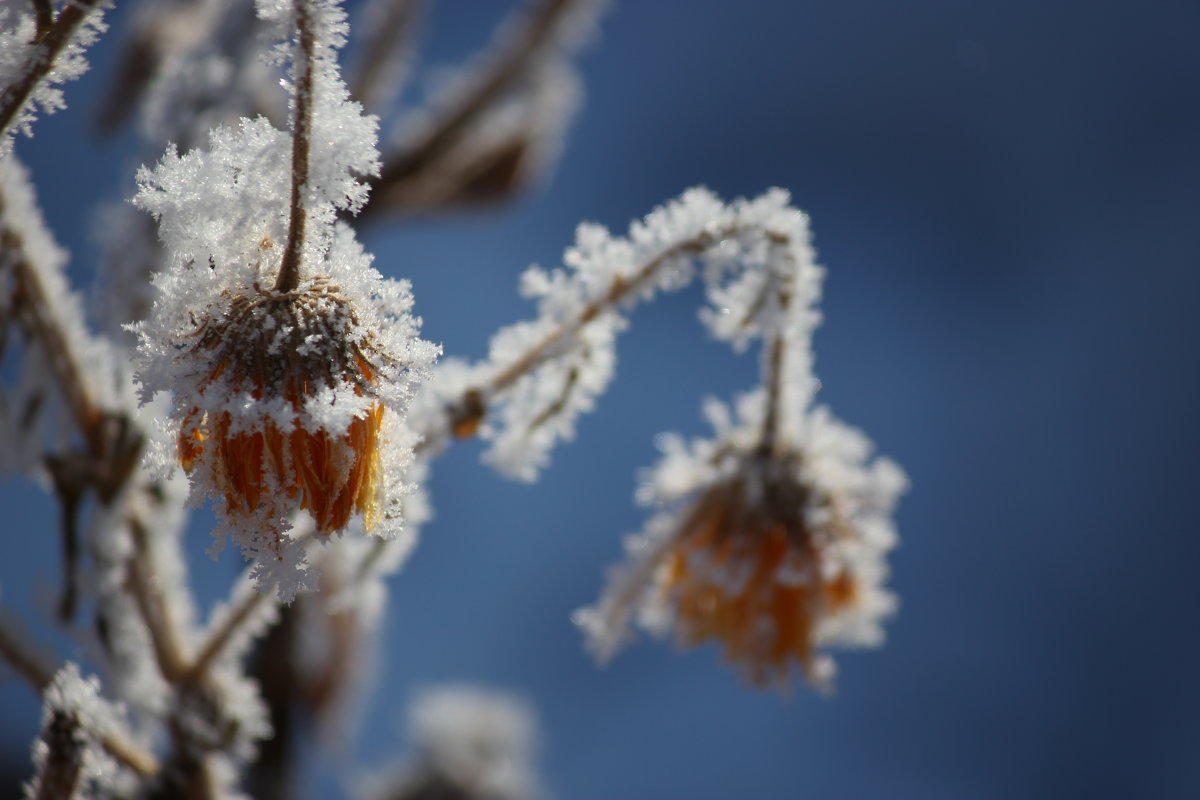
[654,461,861,687]
[577,404,903,691]
[178,279,387,536]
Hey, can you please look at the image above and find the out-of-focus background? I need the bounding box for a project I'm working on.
[4,1,1200,797]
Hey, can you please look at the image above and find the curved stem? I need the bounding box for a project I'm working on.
[275,0,317,294]
[484,235,714,399]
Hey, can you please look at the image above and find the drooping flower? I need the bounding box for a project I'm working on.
[576,394,905,690]
[133,221,436,591]
[129,0,439,592]
[178,277,388,535]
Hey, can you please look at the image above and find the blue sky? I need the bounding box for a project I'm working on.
[4,1,1200,798]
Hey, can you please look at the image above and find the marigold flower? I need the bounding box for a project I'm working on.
[654,456,866,687]
[576,398,905,691]
[178,278,386,536]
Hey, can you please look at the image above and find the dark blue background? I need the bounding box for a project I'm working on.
[4,1,1199,797]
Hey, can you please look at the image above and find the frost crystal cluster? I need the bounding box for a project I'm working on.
[0,0,907,796]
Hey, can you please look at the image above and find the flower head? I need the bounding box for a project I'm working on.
[179,278,387,535]
[134,229,436,593]
[576,394,905,690]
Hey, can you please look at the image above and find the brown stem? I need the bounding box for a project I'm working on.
[363,0,581,219]
[441,232,726,442]
[0,617,55,690]
[126,516,190,683]
[756,288,789,460]
[30,0,54,42]
[275,0,317,294]
[186,587,271,681]
[0,0,101,140]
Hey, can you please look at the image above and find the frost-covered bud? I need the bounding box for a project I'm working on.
[178,278,387,534]
[133,231,437,593]
[576,395,906,691]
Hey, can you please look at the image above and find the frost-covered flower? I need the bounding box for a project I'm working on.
[129,0,438,593]
[177,277,388,534]
[576,394,906,690]
[133,229,436,590]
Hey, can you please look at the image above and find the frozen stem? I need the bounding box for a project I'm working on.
[126,515,190,683]
[448,229,730,436]
[275,0,317,294]
[187,587,272,682]
[756,284,791,460]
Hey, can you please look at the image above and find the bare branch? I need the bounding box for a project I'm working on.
[187,587,272,682]
[0,615,55,690]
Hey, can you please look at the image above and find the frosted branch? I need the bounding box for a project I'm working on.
[421,187,822,481]
[188,580,275,680]
[0,0,108,154]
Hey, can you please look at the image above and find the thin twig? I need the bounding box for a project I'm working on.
[2,230,102,445]
[756,289,789,460]
[350,0,423,112]
[0,616,55,689]
[126,515,190,683]
[275,0,317,294]
[363,0,581,218]
[484,236,712,399]
[441,230,739,441]
[0,0,102,140]
[187,588,271,681]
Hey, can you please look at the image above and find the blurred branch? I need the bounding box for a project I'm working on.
[0,0,102,140]
[350,0,424,113]
[0,622,160,777]
[362,0,585,219]
[126,516,191,683]
[187,588,271,681]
